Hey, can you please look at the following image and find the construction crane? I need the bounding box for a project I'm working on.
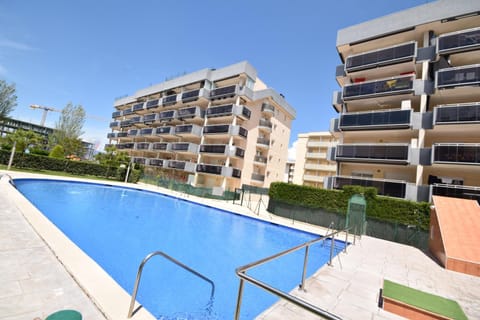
[30,104,60,126]
[30,104,108,126]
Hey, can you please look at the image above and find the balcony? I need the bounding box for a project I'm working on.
[437,27,480,55]
[303,175,325,183]
[143,113,157,123]
[162,94,177,106]
[117,132,128,138]
[120,120,132,128]
[122,108,133,116]
[155,126,174,136]
[133,157,146,165]
[117,143,134,150]
[339,109,412,131]
[209,84,237,99]
[112,111,121,118]
[436,64,480,89]
[304,163,336,171]
[206,104,251,120]
[196,164,241,178]
[139,128,153,136]
[342,75,414,101]
[335,144,410,164]
[258,119,272,132]
[130,116,142,125]
[168,160,196,172]
[148,159,166,167]
[109,121,120,128]
[254,155,267,164]
[158,110,176,122]
[132,102,145,112]
[135,143,151,150]
[203,125,248,138]
[261,103,275,115]
[432,144,480,165]
[251,173,265,182]
[152,142,170,151]
[306,152,327,159]
[145,99,160,109]
[171,142,198,154]
[256,138,270,148]
[345,42,416,73]
[107,133,116,139]
[127,129,138,137]
[177,106,204,120]
[432,184,480,202]
[434,103,480,125]
[181,89,200,102]
[333,176,407,198]
[174,124,202,137]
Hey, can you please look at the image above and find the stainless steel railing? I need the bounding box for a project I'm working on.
[234,228,352,320]
[127,251,215,318]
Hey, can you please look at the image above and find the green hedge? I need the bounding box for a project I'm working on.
[0,149,128,180]
[269,182,430,230]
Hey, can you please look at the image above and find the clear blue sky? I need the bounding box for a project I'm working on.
[0,0,428,152]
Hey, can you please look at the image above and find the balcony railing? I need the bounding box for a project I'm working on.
[210,85,237,99]
[122,108,133,116]
[339,109,412,130]
[127,129,138,137]
[258,119,272,128]
[120,120,132,128]
[171,143,198,153]
[174,125,192,134]
[235,147,245,158]
[158,110,176,121]
[434,103,480,125]
[132,103,144,112]
[254,156,267,163]
[433,144,480,165]
[135,143,150,150]
[196,164,222,175]
[107,133,115,139]
[199,144,226,154]
[109,121,120,128]
[207,104,233,117]
[167,160,186,170]
[149,159,165,167]
[139,128,153,136]
[112,111,121,118]
[162,94,177,105]
[152,143,169,151]
[251,173,265,182]
[145,99,159,109]
[261,103,275,114]
[336,144,409,163]
[333,176,406,198]
[181,89,200,102]
[343,75,414,100]
[117,143,134,150]
[143,113,157,123]
[257,138,270,146]
[432,184,480,202]
[436,64,480,89]
[130,116,142,124]
[117,132,128,138]
[177,106,204,119]
[437,27,480,55]
[155,126,173,135]
[133,157,146,164]
[345,42,416,73]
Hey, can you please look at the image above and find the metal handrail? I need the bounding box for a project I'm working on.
[127,251,215,318]
[234,228,351,320]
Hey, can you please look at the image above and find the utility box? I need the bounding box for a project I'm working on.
[346,194,367,236]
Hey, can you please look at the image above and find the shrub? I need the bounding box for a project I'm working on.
[49,145,65,158]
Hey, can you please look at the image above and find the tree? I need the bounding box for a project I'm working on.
[2,129,43,153]
[49,102,86,157]
[0,80,17,120]
[49,145,65,158]
[95,145,130,167]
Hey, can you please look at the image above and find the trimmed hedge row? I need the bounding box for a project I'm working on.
[0,149,124,179]
[269,182,430,230]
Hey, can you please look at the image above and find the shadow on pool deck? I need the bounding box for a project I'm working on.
[1,171,480,320]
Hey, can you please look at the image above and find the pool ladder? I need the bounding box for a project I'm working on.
[127,251,215,318]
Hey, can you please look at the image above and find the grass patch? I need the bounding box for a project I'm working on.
[383,279,467,320]
[0,165,115,182]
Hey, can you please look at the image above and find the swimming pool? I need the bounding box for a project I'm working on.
[14,179,345,319]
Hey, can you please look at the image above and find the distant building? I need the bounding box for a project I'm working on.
[0,117,53,138]
[108,61,296,192]
[285,160,295,183]
[292,132,337,188]
[328,0,480,202]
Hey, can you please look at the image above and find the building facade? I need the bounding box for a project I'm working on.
[293,132,337,188]
[327,0,480,202]
[108,61,295,192]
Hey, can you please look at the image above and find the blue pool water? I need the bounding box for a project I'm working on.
[15,179,345,319]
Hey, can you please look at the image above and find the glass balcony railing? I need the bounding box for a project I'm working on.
[436,65,480,89]
[171,143,190,151]
[109,121,120,128]
[143,113,157,123]
[251,173,265,182]
[235,147,245,158]
[434,103,480,124]
[210,85,237,98]
[149,159,165,167]
[168,160,186,170]
[152,143,169,151]
[145,99,159,109]
[432,184,480,202]
[343,75,414,100]
[333,176,406,198]
[159,110,176,121]
[175,125,193,134]
[112,111,121,118]
[181,89,200,102]
[232,168,242,178]
[117,132,128,138]
[336,144,409,163]
[196,164,222,175]
[437,27,480,55]
[177,106,204,119]
[207,104,233,117]
[162,94,177,105]
[133,157,146,164]
[199,144,226,154]
[258,119,272,128]
[117,143,134,150]
[127,129,138,137]
[238,127,248,138]
[257,138,270,146]
[345,42,416,73]
[339,109,412,130]
[254,155,267,163]
[155,127,173,135]
[139,128,153,136]
[261,103,275,113]
[433,144,480,165]
[120,120,132,128]
[130,116,142,124]
[122,108,133,116]
[107,133,115,139]
[203,125,230,134]
[132,103,144,112]
[135,143,150,150]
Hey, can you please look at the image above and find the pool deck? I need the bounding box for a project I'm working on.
[1,171,480,320]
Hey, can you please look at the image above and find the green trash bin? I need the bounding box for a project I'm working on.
[46,310,82,320]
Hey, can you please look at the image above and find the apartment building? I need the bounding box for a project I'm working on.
[293,132,337,188]
[108,61,295,192]
[327,0,480,202]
